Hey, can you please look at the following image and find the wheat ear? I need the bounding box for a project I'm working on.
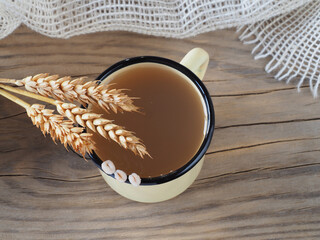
[0,89,95,157]
[0,84,149,158]
[55,101,150,158]
[5,73,139,113]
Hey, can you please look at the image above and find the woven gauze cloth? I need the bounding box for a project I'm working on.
[0,0,319,96]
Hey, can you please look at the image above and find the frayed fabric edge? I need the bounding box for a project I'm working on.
[238,22,320,98]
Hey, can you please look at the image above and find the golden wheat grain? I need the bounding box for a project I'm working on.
[0,87,143,185]
[15,73,139,113]
[0,84,148,157]
[26,104,95,157]
[55,100,149,158]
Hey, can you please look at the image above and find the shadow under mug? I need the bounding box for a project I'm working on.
[88,48,215,203]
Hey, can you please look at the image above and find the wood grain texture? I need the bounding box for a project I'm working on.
[1,26,320,240]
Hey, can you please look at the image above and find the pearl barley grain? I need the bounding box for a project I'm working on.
[115,170,127,183]
[101,160,116,175]
[129,173,141,187]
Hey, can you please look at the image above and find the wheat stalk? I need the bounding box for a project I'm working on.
[0,81,146,184]
[0,83,56,105]
[0,84,149,158]
[55,101,149,158]
[0,73,139,113]
[0,89,95,157]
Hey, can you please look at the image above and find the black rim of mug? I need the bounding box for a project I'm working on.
[88,56,215,185]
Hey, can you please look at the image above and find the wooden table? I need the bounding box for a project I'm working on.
[1,26,320,240]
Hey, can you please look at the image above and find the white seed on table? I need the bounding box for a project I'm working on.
[101,160,116,175]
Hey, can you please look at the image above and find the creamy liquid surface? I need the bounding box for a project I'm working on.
[91,63,206,178]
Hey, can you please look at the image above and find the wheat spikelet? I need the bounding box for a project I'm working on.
[15,73,138,113]
[0,82,145,185]
[26,104,95,157]
[55,101,149,158]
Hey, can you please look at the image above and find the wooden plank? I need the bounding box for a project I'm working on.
[0,26,320,240]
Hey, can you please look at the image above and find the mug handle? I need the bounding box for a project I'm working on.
[180,48,209,81]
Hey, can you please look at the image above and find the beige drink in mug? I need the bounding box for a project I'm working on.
[88,48,214,203]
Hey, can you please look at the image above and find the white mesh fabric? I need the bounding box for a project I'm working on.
[240,1,320,97]
[0,0,319,96]
[0,0,310,38]
[0,2,20,38]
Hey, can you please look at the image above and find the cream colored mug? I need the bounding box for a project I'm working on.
[89,48,214,203]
